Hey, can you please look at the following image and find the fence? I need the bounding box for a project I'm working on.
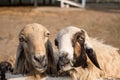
[0,0,119,6]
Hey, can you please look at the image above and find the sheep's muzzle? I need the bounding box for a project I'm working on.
[57,52,74,73]
[32,54,48,73]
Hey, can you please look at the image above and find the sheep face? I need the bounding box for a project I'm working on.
[55,27,101,73]
[16,23,51,73]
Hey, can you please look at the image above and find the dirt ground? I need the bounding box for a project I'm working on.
[0,3,120,62]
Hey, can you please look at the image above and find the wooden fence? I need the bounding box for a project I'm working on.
[0,0,119,6]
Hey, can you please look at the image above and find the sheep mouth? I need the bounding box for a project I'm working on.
[34,65,47,73]
[59,64,74,74]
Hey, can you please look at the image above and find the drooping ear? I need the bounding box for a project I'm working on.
[73,30,101,70]
[14,44,30,74]
[81,29,101,70]
[54,38,58,47]
[85,48,101,70]
[73,32,87,68]
[46,40,57,76]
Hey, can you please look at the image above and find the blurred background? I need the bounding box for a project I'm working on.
[0,0,119,6]
[0,0,119,62]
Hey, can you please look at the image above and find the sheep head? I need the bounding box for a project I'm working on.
[14,23,57,75]
[55,26,101,73]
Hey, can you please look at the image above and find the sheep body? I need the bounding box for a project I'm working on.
[70,38,120,80]
[91,38,120,77]
[56,26,120,80]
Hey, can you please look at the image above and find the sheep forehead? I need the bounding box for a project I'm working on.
[59,34,74,60]
[56,26,82,39]
[56,26,83,60]
[21,23,48,35]
[56,26,83,44]
[56,26,82,40]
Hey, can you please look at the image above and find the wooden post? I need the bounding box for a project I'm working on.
[58,0,86,8]
[43,0,46,5]
[61,0,65,8]
[96,0,100,3]
[34,0,38,7]
[19,0,22,5]
[49,0,52,5]
[9,0,11,5]
[81,0,86,8]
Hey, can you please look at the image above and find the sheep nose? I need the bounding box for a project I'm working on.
[34,55,48,66]
[59,54,69,67]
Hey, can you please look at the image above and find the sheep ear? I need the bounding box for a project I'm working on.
[85,48,101,70]
[76,30,101,70]
[73,32,87,68]
[46,40,57,76]
[74,45,88,68]
[14,44,29,74]
[54,39,58,46]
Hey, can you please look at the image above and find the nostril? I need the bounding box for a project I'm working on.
[64,59,69,64]
[41,55,46,61]
[34,55,47,64]
[61,52,68,58]
[34,56,40,62]
[59,56,69,66]
[42,55,48,66]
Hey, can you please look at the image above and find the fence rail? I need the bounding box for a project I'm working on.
[0,0,119,6]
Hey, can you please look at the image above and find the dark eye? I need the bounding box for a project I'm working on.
[79,37,83,41]
[54,39,58,46]
[45,31,50,37]
[19,35,27,43]
[19,37,24,42]
[78,37,85,44]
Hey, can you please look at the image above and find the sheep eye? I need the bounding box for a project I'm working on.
[19,36,27,42]
[45,32,50,37]
[19,37,24,42]
[55,39,58,46]
[78,37,85,44]
[79,37,83,41]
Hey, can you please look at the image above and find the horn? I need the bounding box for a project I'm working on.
[46,39,57,76]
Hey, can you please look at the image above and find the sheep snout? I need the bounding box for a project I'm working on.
[32,55,48,73]
[58,54,74,72]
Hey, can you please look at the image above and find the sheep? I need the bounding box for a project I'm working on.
[0,61,13,80]
[1,23,73,80]
[0,56,15,80]
[55,26,120,80]
[13,23,57,80]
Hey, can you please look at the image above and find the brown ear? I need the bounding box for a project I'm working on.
[46,40,57,76]
[78,30,101,70]
[85,48,101,70]
[14,44,30,74]
[73,31,101,70]
[73,32,87,68]
[54,39,58,47]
